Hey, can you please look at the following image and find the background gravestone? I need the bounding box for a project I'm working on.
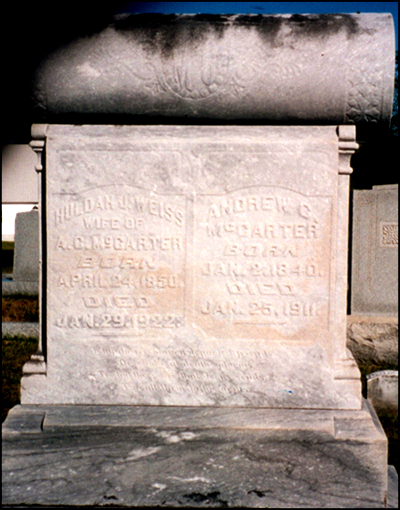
[2,144,39,295]
[12,209,40,283]
[351,184,398,315]
[2,208,40,297]
[367,370,398,415]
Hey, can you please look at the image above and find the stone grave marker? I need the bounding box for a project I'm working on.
[21,124,362,409]
[2,208,40,297]
[351,184,398,315]
[3,13,396,508]
[12,209,40,283]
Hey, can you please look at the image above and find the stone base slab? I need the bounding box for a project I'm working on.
[2,400,391,507]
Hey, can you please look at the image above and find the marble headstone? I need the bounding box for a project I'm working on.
[22,124,361,409]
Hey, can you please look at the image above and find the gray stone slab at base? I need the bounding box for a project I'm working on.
[2,400,389,508]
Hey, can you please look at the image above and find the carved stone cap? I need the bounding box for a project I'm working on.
[32,13,395,124]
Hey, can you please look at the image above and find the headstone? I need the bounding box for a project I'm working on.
[2,144,39,295]
[367,370,398,415]
[2,208,40,296]
[21,124,363,409]
[3,13,396,508]
[12,209,40,282]
[351,185,398,315]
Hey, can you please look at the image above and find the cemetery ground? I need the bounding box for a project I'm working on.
[2,295,398,473]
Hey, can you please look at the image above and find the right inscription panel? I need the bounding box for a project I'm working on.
[194,187,332,340]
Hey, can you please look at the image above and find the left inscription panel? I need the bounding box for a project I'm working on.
[47,150,187,341]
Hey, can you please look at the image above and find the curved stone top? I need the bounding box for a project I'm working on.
[32,13,395,124]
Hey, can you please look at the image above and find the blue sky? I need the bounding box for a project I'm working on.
[115,2,398,49]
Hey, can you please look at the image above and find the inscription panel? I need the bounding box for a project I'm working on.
[48,182,186,338]
[193,187,332,340]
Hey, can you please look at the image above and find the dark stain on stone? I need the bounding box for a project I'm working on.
[235,14,284,46]
[288,13,360,38]
[248,488,273,497]
[112,14,230,58]
[183,490,228,507]
[234,13,361,47]
[110,13,362,56]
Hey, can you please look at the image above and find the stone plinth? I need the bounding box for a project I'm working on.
[32,14,395,126]
[2,400,389,508]
[21,124,361,409]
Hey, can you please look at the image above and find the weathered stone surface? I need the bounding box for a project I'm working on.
[367,370,398,415]
[351,185,398,315]
[2,316,396,365]
[1,400,389,508]
[347,315,398,366]
[12,209,39,282]
[2,316,395,364]
[21,124,360,409]
[32,13,395,125]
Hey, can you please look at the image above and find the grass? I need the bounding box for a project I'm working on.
[2,297,39,322]
[2,294,40,421]
[2,337,38,422]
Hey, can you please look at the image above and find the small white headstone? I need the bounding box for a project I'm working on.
[367,370,398,414]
